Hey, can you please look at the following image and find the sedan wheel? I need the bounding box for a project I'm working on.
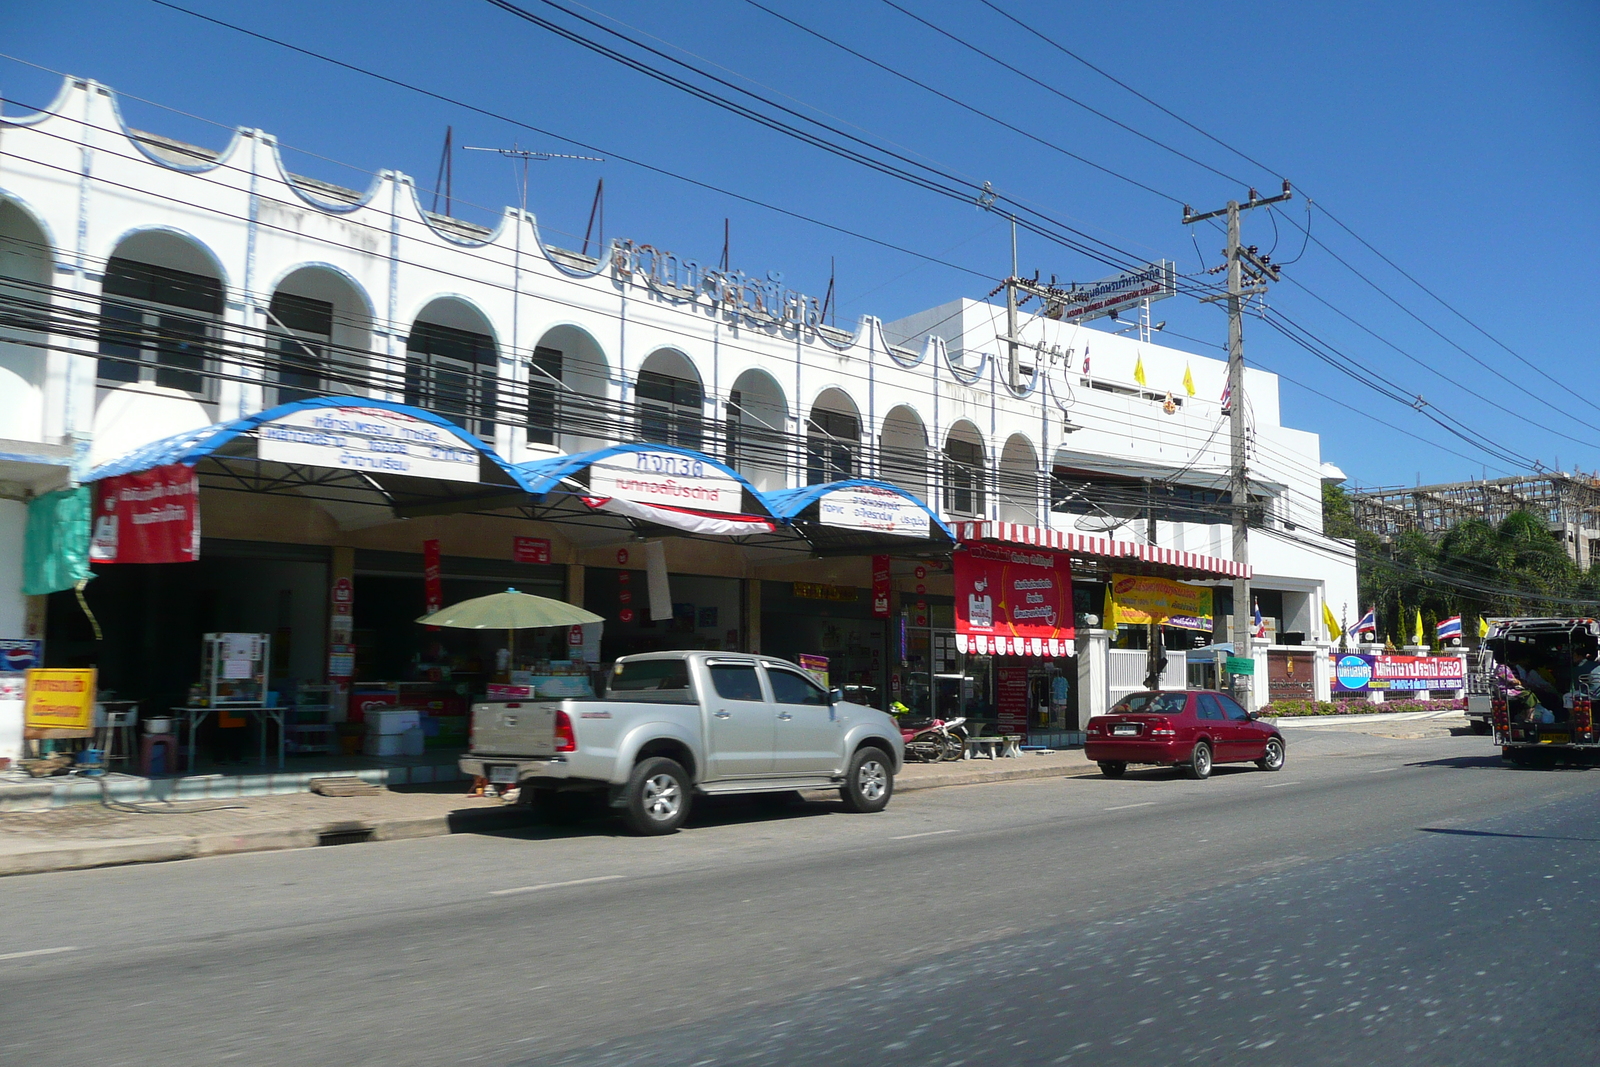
[1186,741,1213,780]
[1256,737,1286,772]
[1098,761,1127,778]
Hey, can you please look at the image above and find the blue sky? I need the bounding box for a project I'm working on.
[4,0,1596,491]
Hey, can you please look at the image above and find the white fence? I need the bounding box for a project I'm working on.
[1107,648,1186,706]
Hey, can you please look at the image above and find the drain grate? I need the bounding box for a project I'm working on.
[317,826,375,847]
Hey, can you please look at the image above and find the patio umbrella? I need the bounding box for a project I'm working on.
[417,588,604,668]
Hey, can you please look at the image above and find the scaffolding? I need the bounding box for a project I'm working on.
[1350,473,1600,566]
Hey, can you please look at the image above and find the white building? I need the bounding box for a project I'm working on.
[0,77,1355,761]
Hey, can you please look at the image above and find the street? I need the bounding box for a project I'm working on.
[3,728,1597,1067]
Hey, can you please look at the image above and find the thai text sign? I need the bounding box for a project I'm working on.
[1053,261,1176,324]
[590,450,743,515]
[996,666,1030,734]
[258,406,480,482]
[871,555,892,619]
[1109,573,1213,632]
[955,543,1074,657]
[818,486,929,537]
[23,668,96,731]
[1268,650,1316,702]
[90,463,200,564]
[1332,653,1465,693]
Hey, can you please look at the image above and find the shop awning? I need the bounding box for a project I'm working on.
[85,396,529,520]
[765,479,953,556]
[513,443,783,541]
[952,520,1251,581]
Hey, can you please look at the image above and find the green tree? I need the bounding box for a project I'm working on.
[1322,482,1359,539]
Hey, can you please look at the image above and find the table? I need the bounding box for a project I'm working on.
[170,705,286,770]
[963,735,1023,759]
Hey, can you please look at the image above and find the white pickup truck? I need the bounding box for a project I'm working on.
[459,650,905,834]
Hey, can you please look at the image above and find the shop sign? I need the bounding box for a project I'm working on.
[798,654,829,688]
[589,450,743,515]
[422,539,442,617]
[1331,653,1464,693]
[23,668,96,731]
[1108,573,1213,632]
[817,486,929,537]
[1,638,44,672]
[328,644,354,679]
[871,555,892,619]
[793,582,858,602]
[514,536,551,564]
[332,577,353,615]
[258,406,480,482]
[89,463,200,564]
[1267,650,1315,702]
[616,548,630,565]
[1225,656,1255,676]
[954,544,1075,657]
[996,666,1029,734]
[1049,261,1176,324]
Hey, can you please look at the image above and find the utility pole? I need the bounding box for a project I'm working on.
[1006,216,1019,391]
[1144,479,1164,690]
[1182,181,1292,708]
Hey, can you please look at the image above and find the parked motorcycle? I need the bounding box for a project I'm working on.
[899,715,968,763]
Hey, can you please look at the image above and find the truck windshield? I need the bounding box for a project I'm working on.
[607,660,695,702]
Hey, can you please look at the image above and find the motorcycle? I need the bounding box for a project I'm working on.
[899,715,968,763]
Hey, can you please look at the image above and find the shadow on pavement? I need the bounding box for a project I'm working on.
[1419,826,1600,843]
[445,792,842,842]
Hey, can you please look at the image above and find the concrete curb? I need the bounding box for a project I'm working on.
[0,761,1083,877]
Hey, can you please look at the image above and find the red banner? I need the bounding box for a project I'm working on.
[954,542,1075,657]
[89,463,200,564]
[422,539,442,617]
[514,536,551,564]
[871,554,891,619]
[996,666,1030,734]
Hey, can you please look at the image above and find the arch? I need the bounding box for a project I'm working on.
[726,368,788,493]
[997,433,1040,525]
[0,196,54,441]
[942,419,988,518]
[806,387,861,486]
[878,404,928,502]
[264,264,375,406]
[528,322,611,454]
[636,347,704,450]
[97,227,228,400]
[406,296,500,440]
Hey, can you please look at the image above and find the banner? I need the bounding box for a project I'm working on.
[23,668,96,732]
[1332,653,1466,693]
[422,539,442,617]
[257,405,480,482]
[996,666,1029,733]
[1108,573,1213,632]
[589,450,743,515]
[871,555,892,619]
[818,486,929,537]
[954,543,1074,657]
[89,463,200,564]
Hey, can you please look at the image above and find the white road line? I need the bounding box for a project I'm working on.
[1104,802,1158,811]
[1261,781,1301,788]
[1369,767,1399,773]
[489,875,626,896]
[0,946,78,963]
[891,829,961,840]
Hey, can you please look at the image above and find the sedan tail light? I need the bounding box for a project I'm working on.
[554,709,577,753]
[1145,716,1176,737]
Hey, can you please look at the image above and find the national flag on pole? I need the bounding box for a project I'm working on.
[1322,603,1342,641]
[1253,599,1265,639]
[1082,347,1091,376]
[1220,380,1232,411]
[1133,353,1147,387]
[1478,616,1490,639]
[1182,363,1196,397]
[1437,615,1462,640]
[1353,608,1377,635]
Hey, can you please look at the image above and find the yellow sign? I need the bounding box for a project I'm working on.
[1109,573,1213,632]
[792,582,857,602]
[23,668,97,731]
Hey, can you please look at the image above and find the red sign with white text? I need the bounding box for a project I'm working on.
[423,539,443,617]
[514,536,551,564]
[996,666,1030,734]
[954,543,1074,657]
[871,555,892,619]
[89,463,200,564]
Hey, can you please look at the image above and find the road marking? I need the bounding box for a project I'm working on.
[1369,767,1399,773]
[1261,781,1301,788]
[0,947,78,963]
[489,875,626,896]
[891,829,961,840]
[1104,802,1158,811]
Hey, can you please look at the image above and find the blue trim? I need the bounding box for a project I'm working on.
[764,478,952,538]
[513,443,771,514]
[84,396,521,483]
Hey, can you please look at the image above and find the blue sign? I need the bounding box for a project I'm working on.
[0,639,43,673]
[1334,654,1374,691]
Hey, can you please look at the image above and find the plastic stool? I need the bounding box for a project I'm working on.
[140,734,182,777]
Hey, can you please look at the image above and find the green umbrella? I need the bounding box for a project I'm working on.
[417,588,604,668]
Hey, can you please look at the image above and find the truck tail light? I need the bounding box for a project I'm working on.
[1575,699,1593,737]
[1491,698,1508,732]
[554,709,577,753]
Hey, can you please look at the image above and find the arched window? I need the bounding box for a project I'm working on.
[97,232,224,398]
[806,388,860,485]
[943,422,987,517]
[526,325,609,451]
[406,300,498,439]
[636,350,702,449]
[265,267,372,407]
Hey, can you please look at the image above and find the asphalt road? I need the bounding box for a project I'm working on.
[3,730,1597,1067]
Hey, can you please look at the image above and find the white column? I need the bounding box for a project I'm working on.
[1312,640,1332,701]
[1250,636,1271,709]
[1076,628,1111,729]
[0,498,28,763]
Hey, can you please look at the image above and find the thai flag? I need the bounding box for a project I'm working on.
[1253,599,1265,639]
[1353,608,1377,635]
[1437,615,1462,640]
[1221,380,1232,411]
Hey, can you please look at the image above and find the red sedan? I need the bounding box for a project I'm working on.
[1084,690,1286,779]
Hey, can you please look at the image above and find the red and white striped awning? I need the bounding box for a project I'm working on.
[952,521,1251,580]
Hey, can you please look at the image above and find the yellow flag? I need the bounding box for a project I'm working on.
[1413,608,1424,646]
[1133,354,1147,387]
[1182,363,1196,397]
[1478,616,1490,639]
[1322,603,1342,641]
[1103,585,1119,636]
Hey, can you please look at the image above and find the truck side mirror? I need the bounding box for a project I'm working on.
[830,687,845,705]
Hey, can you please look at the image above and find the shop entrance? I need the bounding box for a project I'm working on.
[586,570,743,663]
[761,580,889,711]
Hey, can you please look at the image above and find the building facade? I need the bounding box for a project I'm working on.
[0,77,1356,763]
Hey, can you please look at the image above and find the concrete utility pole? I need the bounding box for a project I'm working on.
[1182,182,1292,707]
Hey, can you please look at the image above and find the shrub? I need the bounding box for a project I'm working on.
[1262,697,1466,717]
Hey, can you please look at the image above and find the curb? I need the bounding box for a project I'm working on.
[0,762,1082,877]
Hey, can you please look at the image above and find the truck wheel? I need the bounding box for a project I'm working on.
[1186,741,1213,780]
[621,757,691,835]
[840,747,894,813]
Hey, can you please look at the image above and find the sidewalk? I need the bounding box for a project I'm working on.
[0,751,1093,877]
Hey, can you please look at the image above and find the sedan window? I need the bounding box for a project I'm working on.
[709,664,764,702]
[1196,694,1225,721]
[1219,695,1253,722]
[1110,693,1188,716]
